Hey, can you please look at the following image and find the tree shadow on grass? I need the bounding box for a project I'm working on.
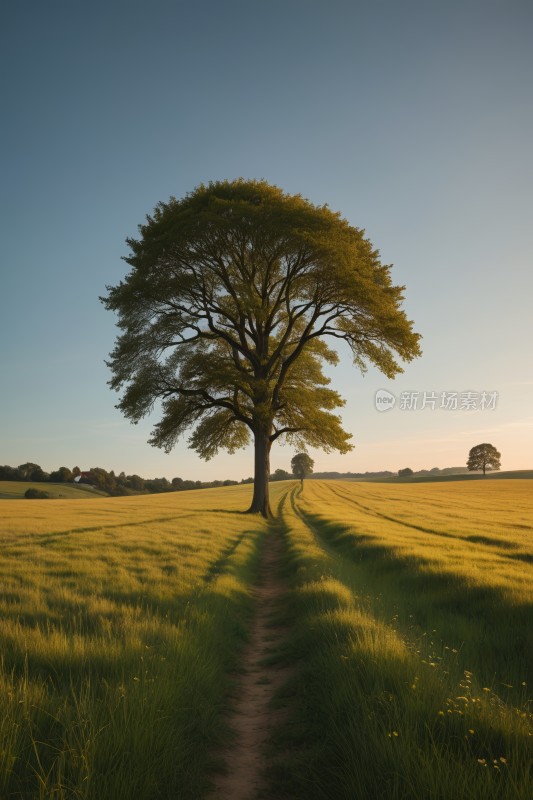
[299,509,533,683]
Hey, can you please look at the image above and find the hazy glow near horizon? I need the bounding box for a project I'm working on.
[1,1,532,481]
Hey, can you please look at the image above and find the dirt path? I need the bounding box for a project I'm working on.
[209,529,292,800]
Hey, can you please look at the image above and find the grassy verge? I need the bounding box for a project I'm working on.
[0,487,267,799]
[271,483,533,800]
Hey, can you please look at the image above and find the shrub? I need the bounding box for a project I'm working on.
[24,488,50,499]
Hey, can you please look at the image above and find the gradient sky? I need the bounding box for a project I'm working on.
[1,0,532,481]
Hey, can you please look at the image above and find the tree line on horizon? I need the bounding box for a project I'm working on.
[1,461,476,498]
[0,463,246,496]
[0,462,308,497]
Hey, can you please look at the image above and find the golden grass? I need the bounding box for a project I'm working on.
[0,483,287,799]
[273,480,533,800]
[301,480,533,600]
[0,478,531,798]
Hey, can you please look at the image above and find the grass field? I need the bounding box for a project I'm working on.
[0,485,288,799]
[0,479,531,798]
[0,481,108,500]
[275,480,533,799]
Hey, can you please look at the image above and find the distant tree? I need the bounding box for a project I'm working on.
[271,468,291,481]
[18,463,46,481]
[126,474,145,492]
[144,477,171,493]
[0,465,21,480]
[72,466,81,479]
[88,468,107,491]
[171,477,184,490]
[102,180,421,517]
[108,470,118,493]
[467,443,501,475]
[49,466,73,483]
[398,467,414,477]
[291,453,314,488]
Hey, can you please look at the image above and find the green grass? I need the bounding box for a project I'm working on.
[0,481,108,499]
[270,480,533,800]
[0,485,291,799]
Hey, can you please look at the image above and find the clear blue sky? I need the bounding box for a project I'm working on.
[1,0,532,480]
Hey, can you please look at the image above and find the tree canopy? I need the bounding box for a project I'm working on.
[102,179,421,516]
[467,443,501,475]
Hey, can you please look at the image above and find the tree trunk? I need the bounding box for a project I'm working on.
[247,430,272,518]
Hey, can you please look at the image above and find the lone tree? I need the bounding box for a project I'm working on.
[467,443,501,475]
[102,180,421,517]
[291,452,314,488]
